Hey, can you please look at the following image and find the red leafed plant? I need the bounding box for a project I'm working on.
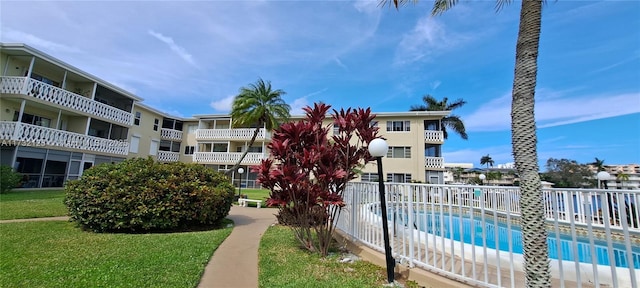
[255,102,380,256]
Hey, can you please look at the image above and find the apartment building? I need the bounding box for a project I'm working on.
[589,164,640,190]
[1,43,449,188]
[0,43,141,188]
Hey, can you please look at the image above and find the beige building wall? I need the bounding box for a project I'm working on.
[127,105,163,159]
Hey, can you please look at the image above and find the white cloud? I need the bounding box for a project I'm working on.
[2,28,82,53]
[290,97,310,116]
[430,80,441,90]
[210,95,235,112]
[335,58,348,71]
[148,30,197,68]
[395,16,469,65]
[464,91,640,132]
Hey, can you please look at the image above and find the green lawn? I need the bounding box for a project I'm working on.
[0,190,67,220]
[0,220,232,288]
[236,188,271,208]
[259,225,387,287]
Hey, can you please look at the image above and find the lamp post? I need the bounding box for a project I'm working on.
[479,173,486,186]
[597,171,610,189]
[368,138,395,284]
[237,167,245,198]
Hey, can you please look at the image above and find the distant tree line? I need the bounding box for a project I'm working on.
[540,158,597,188]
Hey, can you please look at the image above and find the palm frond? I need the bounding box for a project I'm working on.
[432,0,459,16]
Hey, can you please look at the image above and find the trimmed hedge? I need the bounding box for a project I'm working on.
[64,158,235,232]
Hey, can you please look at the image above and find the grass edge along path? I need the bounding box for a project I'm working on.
[0,189,67,220]
[258,224,388,288]
[0,219,233,288]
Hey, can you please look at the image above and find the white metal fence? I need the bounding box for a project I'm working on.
[336,182,640,288]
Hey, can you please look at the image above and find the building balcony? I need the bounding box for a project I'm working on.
[160,128,183,141]
[195,128,271,141]
[157,151,180,162]
[0,121,128,155]
[193,152,267,164]
[425,156,444,169]
[0,76,133,126]
[424,130,444,143]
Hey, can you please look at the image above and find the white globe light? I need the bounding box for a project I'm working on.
[238,167,245,174]
[368,138,388,157]
[596,171,610,180]
[479,174,486,181]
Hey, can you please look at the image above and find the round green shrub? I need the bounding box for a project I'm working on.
[0,165,22,194]
[64,157,235,232]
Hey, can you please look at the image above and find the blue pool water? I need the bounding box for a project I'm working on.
[392,211,640,269]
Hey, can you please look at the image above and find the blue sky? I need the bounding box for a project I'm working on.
[1,0,639,169]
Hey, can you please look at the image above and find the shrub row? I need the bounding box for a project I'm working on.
[65,158,235,232]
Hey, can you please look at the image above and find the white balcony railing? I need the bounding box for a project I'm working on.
[425,156,444,169]
[195,128,270,141]
[160,128,183,141]
[424,130,444,142]
[0,121,128,155]
[157,151,180,162]
[0,76,133,126]
[193,152,266,164]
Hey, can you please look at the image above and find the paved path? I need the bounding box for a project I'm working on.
[198,206,277,288]
[0,216,69,224]
[0,206,277,288]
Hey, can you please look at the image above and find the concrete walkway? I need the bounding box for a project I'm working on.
[198,206,277,288]
[0,206,277,288]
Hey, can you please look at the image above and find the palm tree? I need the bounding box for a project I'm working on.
[480,154,494,170]
[227,78,291,176]
[591,157,606,172]
[410,95,468,140]
[385,0,550,286]
[616,172,630,189]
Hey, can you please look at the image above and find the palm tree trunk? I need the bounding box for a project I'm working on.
[510,0,550,287]
[225,127,261,176]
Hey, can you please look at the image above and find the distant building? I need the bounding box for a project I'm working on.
[588,164,640,190]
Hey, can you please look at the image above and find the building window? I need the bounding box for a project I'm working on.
[153,118,159,131]
[129,136,140,153]
[361,173,379,182]
[184,146,195,155]
[150,140,159,156]
[424,120,439,131]
[333,124,340,135]
[387,147,411,158]
[160,140,181,153]
[13,112,51,128]
[424,144,441,157]
[134,112,141,126]
[187,124,198,134]
[370,121,378,128]
[386,121,410,132]
[387,173,412,183]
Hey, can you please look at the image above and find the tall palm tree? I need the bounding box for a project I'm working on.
[480,154,494,170]
[227,78,291,176]
[385,0,550,286]
[410,95,468,140]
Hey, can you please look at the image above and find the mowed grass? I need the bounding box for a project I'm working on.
[236,188,271,208]
[0,189,67,220]
[259,225,387,287]
[0,220,233,288]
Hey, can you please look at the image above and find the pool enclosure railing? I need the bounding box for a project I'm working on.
[336,182,640,288]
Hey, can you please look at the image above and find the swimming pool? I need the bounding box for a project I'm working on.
[392,211,640,269]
